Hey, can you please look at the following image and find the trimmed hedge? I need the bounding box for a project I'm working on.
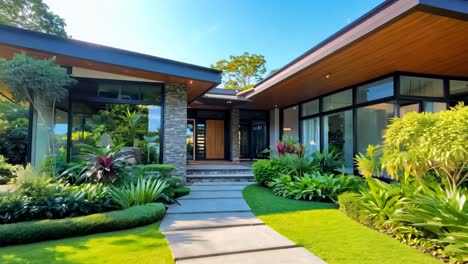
[174,186,190,198]
[135,164,176,178]
[337,192,371,225]
[0,203,166,246]
[252,159,280,186]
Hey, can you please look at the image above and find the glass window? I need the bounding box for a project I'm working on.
[356,103,393,154]
[400,76,444,97]
[54,109,68,159]
[424,102,446,113]
[301,117,320,155]
[97,83,119,99]
[356,77,393,103]
[301,99,319,116]
[140,85,162,102]
[323,110,353,172]
[120,85,140,100]
[282,106,299,139]
[400,103,419,117]
[322,89,352,112]
[450,80,468,95]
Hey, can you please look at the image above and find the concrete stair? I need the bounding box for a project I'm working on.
[186,166,254,183]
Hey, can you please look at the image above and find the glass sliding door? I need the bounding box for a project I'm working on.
[356,103,393,154]
[252,121,267,159]
[301,117,320,156]
[323,110,353,172]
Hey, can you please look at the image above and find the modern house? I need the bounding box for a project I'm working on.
[0,0,467,177]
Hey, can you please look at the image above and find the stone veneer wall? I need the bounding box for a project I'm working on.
[163,83,187,177]
[230,109,240,163]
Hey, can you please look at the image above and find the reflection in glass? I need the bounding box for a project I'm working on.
[424,102,446,113]
[323,110,353,172]
[301,117,320,156]
[301,100,319,117]
[450,80,468,95]
[356,103,393,154]
[400,76,443,97]
[282,106,299,138]
[356,77,393,103]
[322,89,352,111]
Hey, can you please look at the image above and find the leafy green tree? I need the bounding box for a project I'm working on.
[382,103,468,189]
[211,52,266,91]
[0,0,67,37]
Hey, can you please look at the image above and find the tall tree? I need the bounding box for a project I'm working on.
[0,0,67,37]
[211,52,267,91]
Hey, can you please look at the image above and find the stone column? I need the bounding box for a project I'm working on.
[163,83,187,178]
[230,109,240,163]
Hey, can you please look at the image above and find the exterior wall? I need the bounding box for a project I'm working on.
[269,108,280,155]
[163,83,187,177]
[230,109,240,162]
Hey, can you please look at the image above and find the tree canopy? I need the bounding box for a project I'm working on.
[211,52,266,91]
[0,0,67,37]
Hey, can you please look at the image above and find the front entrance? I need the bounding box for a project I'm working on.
[240,120,268,160]
[205,120,225,159]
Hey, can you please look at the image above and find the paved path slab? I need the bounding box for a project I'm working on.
[164,225,296,260]
[177,247,327,264]
[161,180,327,263]
[167,198,251,214]
[178,191,243,199]
[160,211,263,231]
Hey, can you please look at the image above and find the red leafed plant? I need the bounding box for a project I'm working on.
[277,141,286,156]
[67,144,136,183]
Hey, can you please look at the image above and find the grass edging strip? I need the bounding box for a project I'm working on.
[0,203,166,246]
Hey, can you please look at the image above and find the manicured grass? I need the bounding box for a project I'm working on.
[243,184,442,264]
[0,223,173,264]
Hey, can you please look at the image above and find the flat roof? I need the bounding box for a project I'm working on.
[0,24,222,84]
[247,0,468,108]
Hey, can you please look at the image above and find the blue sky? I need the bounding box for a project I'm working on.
[44,0,384,75]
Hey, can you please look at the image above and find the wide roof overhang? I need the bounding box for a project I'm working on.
[0,24,222,104]
[246,0,468,109]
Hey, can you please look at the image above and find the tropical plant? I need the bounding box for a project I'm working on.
[359,178,404,229]
[120,108,143,147]
[269,171,363,203]
[0,155,16,184]
[143,135,159,163]
[354,144,383,178]
[64,144,135,183]
[383,103,468,189]
[393,186,468,263]
[109,177,175,209]
[282,153,317,176]
[311,147,342,173]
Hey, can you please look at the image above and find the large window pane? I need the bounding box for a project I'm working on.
[356,103,393,154]
[450,80,468,95]
[323,110,353,172]
[356,77,393,103]
[282,106,298,138]
[400,76,444,97]
[424,102,446,113]
[120,85,140,100]
[301,99,319,116]
[140,85,162,102]
[301,117,320,156]
[97,83,119,99]
[322,89,352,112]
[0,91,29,165]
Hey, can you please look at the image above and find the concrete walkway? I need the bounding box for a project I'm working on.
[161,182,326,264]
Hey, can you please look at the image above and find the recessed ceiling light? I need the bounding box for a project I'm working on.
[227,101,232,104]
[189,80,193,84]
[325,74,331,79]
[275,105,278,108]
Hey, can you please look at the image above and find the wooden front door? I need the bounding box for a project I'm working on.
[205,120,225,159]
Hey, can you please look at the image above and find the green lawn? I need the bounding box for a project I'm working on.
[0,223,173,264]
[243,184,442,264]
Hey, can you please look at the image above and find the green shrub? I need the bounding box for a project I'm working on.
[109,178,174,209]
[0,179,113,224]
[39,154,68,178]
[0,155,16,184]
[0,203,165,246]
[174,186,190,198]
[311,148,342,173]
[252,159,280,186]
[135,164,176,178]
[269,171,364,203]
[338,192,366,222]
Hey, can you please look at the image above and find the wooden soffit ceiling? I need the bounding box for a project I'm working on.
[0,44,217,103]
[247,10,468,110]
